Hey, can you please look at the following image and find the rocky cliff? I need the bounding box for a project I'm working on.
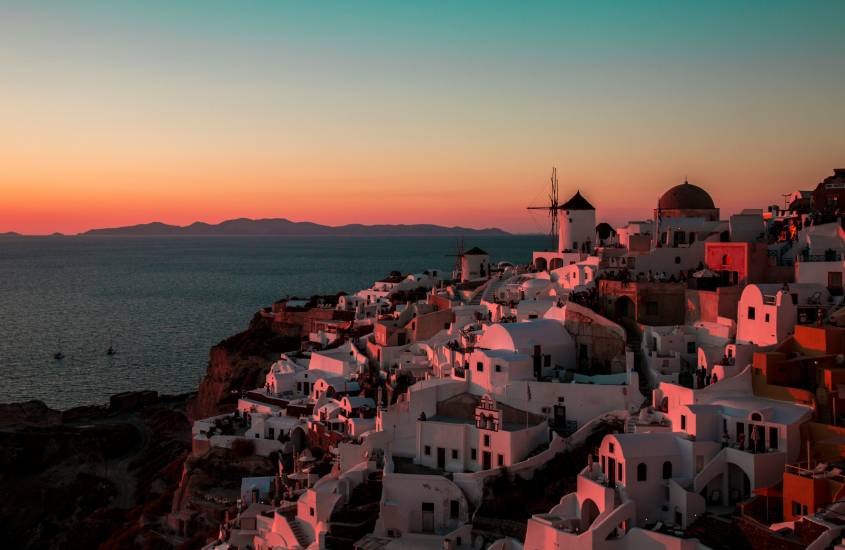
[0,393,192,549]
[187,313,299,422]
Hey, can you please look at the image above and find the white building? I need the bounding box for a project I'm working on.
[736,283,830,346]
[415,393,549,472]
[475,319,577,377]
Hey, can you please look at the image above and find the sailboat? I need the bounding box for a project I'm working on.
[107,336,116,356]
[54,339,65,361]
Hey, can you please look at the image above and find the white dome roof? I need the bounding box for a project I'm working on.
[520,278,551,291]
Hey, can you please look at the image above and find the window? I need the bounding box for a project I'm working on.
[618,462,623,482]
[495,364,502,372]
[444,323,450,330]
[751,412,762,421]
[637,463,647,481]
[544,355,551,367]
[558,396,565,403]
[680,415,687,430]
[609,442,615,453]
[687,342,696,354]
[765,313,770,323]
[748,306,756,320]
[674,256,681,264]
[662,461,672,479]
[471,448,477,461]
[483,434,490,447]
[476,362,484,372]
[497,454,504,466]
[769,427,778,449]
[422,502,434,512]
[601,455,606,473]
[451,449,458,460]
[450,500,460,519]
[722,254,730,266]
[646,301,658,316]
[310,507,315,517]
[424,445,431,456]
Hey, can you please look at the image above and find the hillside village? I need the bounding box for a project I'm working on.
[188,169,845,550]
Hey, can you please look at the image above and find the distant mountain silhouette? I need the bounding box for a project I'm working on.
[0,231,21,237]
[82,218,509,237]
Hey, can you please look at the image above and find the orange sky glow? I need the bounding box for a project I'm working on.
[2,2,843,235]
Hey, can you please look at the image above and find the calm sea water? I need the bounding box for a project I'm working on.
[0,235,548,409]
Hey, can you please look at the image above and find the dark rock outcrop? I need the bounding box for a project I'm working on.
[0,394,192,549]
[188,314,299,421]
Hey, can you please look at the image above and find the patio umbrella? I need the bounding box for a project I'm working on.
[692,269,719,278]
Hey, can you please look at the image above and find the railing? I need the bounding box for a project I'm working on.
[785,463,845,483]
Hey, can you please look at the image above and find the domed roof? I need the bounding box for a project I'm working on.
[658,180,715,211]
[559,191,595,210]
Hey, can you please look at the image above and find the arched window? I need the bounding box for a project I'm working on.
[662,461,672,479]
[722,254,731,266]
[637,462,647,482]
[751,412,762,421]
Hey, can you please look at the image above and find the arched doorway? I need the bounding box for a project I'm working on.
[534,257,548,271]
[728,463,751,503]
[614,296,636,322]
[290,426,307,453]
[580,498,600,531]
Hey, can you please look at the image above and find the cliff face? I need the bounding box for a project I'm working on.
[0,393,192,550]
[187,314,300,421]
[168,446,276,544]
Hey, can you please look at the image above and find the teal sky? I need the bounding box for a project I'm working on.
[2,1,844,234]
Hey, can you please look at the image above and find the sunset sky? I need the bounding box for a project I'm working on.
[2,1,844,235]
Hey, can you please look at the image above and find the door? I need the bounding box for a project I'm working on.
[482,451,492,470]
[608,457,617,485]
[533,345,542,378]
[829,272,843,294]
[437,447,446,469]
[421,502,434,533]
[553,405,566,429]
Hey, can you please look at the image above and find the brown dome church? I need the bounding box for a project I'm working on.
[655,178,719,221]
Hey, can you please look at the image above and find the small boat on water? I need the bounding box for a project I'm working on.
[107,337,116,356]
[54,351,64,361]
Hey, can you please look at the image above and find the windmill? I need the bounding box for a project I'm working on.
[527,167,560,250]
[445,238,465,280]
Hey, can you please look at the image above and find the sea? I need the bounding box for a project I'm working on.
[0,235,549,409]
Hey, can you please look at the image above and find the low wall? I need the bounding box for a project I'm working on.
[193,434,283,457]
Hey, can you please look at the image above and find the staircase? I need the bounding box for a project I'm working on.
[624,327,650,399]
[289,518,310,548]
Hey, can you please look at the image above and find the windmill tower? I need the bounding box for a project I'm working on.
[527,167,560,251]
[528,167,596,253]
